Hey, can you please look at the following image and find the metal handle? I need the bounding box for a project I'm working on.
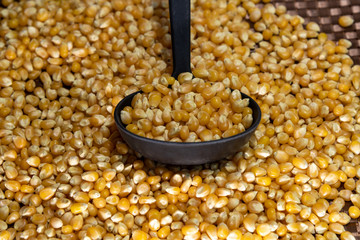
[169,0,191,78]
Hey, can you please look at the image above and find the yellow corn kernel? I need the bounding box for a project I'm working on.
[181,225,199,236]
[4,180,21,192]
[26,156,41,167]
[256,223,271,237]
[292,157,308,169]
[255,177,271,186]
[0,230,11,240]
[82,171,99,182]
[285,202,301,214]
[223,229,240,240]
[319,184,332,198]
[338,15,354,27]
[39,187,56,200]
[70,203,88,214]
[267,164,280,178]
[13,136,27,149]
[340,231,356,240]
[349,206,360,219]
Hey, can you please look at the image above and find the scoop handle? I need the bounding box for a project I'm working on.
[169,0,191,79]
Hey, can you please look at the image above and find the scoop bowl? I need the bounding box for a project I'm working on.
[114,91,261,165]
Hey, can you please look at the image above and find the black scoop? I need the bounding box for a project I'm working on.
[113,0,262,165]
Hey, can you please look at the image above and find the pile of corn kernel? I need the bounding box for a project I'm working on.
[0,0,360,239]
[121,72,253,142]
